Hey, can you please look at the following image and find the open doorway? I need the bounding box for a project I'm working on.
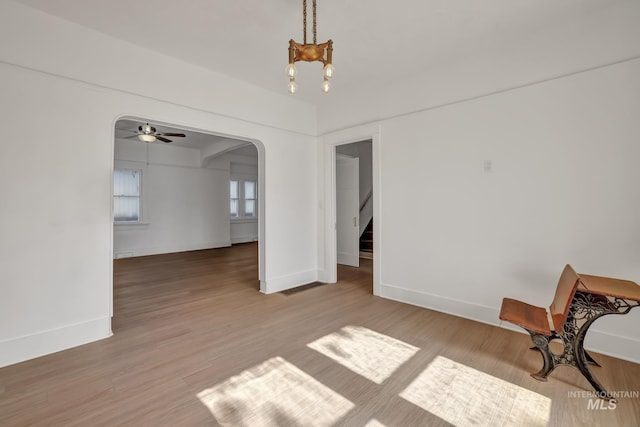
[335,140,373,289]
[112,117,263,329]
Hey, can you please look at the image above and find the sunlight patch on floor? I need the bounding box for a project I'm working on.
[400,356,551,427]
[364,418,387,427]
[307,325,419,384]
[197,357,354,426]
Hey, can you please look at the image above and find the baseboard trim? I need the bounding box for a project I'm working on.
[580,329,640,365]
[231,236,258,244]
[261,269,318,294]
[379,283,640,364]
[380,282,498,325]
[0,317,112,368]
[114,240,231,258]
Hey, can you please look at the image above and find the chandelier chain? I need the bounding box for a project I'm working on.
[313,0,317,44]
[303,0,307,45]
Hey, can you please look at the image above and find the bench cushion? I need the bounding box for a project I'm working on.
[499,297,551,336]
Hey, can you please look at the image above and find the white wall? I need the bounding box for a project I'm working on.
[321,58,640,363]
[2,0,638,369]
[0,3,318,368]
[114,140,232,257]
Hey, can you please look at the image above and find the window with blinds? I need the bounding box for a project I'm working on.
[230,179,257,219]
[114,169,141,222]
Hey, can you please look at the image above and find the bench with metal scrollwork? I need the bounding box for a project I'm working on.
[499,264,640,402]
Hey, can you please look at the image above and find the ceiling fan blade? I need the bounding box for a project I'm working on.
[124,135,140,139]
[116,128,138,134]
[160,133,186,137]
[156,136,172,143]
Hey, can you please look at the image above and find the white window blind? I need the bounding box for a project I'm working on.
[244,180,256,217]
[230,179,257,219]
[230,180,239,218]
[114,169,141,222]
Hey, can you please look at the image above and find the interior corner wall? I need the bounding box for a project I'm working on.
[321,58,640,363]
[113,140,232,257]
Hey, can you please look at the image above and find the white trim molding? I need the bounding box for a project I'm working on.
[0,317,112,368]
[113,240,232,259]
[380,282,640,364]
[261,269,319,294]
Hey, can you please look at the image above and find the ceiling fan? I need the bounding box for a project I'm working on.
[125,123,186,143]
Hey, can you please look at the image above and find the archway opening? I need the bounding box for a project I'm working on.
[111,117,265,331]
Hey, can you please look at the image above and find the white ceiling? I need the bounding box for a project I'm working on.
[13,0,625,107]
[115,119,256,159]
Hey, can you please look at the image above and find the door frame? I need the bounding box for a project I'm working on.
[321,123,381,295]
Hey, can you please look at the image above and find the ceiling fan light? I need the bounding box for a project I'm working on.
[138,134,156,143]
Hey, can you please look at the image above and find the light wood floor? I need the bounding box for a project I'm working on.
[1,243,638,426]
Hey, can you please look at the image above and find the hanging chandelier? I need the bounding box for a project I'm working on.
[287,0,334,94]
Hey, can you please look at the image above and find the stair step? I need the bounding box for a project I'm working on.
[360,218,374,255]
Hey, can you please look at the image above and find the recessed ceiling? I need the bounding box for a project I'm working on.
[12,0,633,107]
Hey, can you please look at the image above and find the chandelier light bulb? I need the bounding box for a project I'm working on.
[323,63,335,79]
[321,78,330,93]
[286,63,297,78]
[288,78,298,94]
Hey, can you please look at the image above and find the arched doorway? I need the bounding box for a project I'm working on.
[110,116,266,328]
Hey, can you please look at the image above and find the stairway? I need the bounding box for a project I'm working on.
[359,219,373,259]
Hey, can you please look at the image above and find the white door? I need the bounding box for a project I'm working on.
[336,154,359,267]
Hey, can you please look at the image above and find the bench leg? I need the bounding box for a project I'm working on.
[569,291,640,402]
[529,333,555,381]
[583,351,601,367]
[529,345,600,367]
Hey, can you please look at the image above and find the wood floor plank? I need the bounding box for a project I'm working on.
[1,243,638,426]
